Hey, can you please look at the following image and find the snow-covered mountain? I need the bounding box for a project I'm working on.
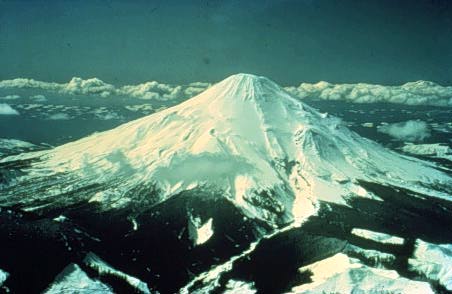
[1,74,450,225]
[1,74,452,293]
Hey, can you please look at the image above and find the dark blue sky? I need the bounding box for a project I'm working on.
[1,0,452,85]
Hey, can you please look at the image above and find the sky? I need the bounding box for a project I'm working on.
[1,0,452,85]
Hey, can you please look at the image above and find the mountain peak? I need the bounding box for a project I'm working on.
[2,74,450,228]
[221,73,275,88]
[225,73,263,82]
[194,73,285,104]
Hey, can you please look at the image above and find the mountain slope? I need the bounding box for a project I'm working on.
[1,74,452,293]
[1,74,451,227]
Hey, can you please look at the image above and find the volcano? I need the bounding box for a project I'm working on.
[1,74,451,293]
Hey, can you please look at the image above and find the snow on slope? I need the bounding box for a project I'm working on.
[44,263,113,294]
[343,244,396,268]
[0,138,37,156]
[409,239,452,290]
[289,253,434,294]
[0,268,8,287]
[224,280,257,294]
[401,143,452,162]
[83,252,151,294]
[1,74,451,226]
[351,228,405,245]
[188,215,214,246]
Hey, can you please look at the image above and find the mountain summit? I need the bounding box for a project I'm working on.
[1,73,450,226]
[1,74,452,294]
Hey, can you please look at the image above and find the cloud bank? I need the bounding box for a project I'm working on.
[0,77,116,97]
[0,78,211,101]
[377,120,431,142]
[47,113,71,120]
[30,94,47,102]
[1,77,452,106]
[0,103,20,115]
[285,80,452,107]
[0,95,20,100]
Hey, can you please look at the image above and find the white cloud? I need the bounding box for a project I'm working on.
[0,103,19,115]
[0,77,115,97]
[0,77,209,101]
[1,77,452,106]
[47,113,71,120]
[125,104,154,112]
[184,82,212,97]
[361,122,374,128]
[118,82,184,100]
[64,77,115,96]
[96,113,121,120]
[285,80,452,107]
[377,120,431,142]
[0,78,61,90]
[0,95,20,100]
[30,94,47,102]
[92,109,122,120]
[15,103,43,110]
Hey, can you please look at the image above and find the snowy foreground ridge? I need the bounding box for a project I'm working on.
[409,239,452,291]
[1,73,451,226]
[290,253,435,294]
